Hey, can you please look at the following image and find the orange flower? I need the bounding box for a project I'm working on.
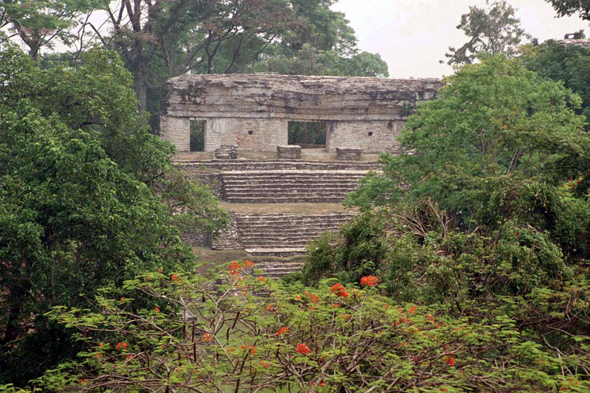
[259,361,269,369]
[360,275,380,287]
[296,343,311,355]
[157,268,163,273]
[99,343,103,347]
[409,305,417,315]
[310,294,321,304]
[95,353,100,358]
[330,283,349,298]
[115,342,127,350]
[155,307,160,313]
[250,346,257,355]
[171,274,178,281]
[448,357,455,366]
[119,297,124,302]
[276,326,290,336]
[145,276,150,281]
[202,333,212,342]
[243,260,254,268]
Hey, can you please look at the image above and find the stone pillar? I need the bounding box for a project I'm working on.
[160,116,191,152]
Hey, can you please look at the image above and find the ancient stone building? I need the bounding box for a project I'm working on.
[160,74,441,153]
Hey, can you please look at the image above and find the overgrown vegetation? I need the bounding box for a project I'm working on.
[300,55,590,387]
[3,261,586,392]
[0,46,229,385]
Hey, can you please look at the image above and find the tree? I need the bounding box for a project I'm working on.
[0,0,102,60]
[445,1,532,65]
[523,40,590,129]
[0,46,228,385]
[546,0,590,20]
[97,0,299,111]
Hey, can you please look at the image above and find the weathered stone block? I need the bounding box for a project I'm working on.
[215,145,238,159]
[277,145,302,159]
[336,148,362,161]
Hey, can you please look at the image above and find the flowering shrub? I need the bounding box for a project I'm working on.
[33,261,589,392]
[360,275,380,287]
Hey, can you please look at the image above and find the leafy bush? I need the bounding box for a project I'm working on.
[24,261,589,392]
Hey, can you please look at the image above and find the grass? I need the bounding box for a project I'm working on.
[192,247,306,270]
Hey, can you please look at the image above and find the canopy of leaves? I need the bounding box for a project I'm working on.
[546,0,590,20]
[523,40,590,129]
[445,1,532,65]
[0,46,228,385]
[0,0,103,58]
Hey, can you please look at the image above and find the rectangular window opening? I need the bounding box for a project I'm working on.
[190,120,206,152]
[288,121,327,149]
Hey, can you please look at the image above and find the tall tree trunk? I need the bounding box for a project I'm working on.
[134,38,148,112]
[135,67,148,112]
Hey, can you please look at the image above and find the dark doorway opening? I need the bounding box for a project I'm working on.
[190,120,206,152]
[288,121,327,148]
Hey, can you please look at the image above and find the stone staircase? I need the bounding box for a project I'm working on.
[234,213,355,256]
[223,170,368,203]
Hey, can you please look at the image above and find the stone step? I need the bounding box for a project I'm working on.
[246,248,307,257]
[239,227,346,236]
[225,191,355,198]
[226,197,347,203]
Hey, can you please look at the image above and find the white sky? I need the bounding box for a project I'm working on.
[332,0,589,78]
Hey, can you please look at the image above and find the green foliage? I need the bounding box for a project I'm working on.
[302,212,388,286]
[545,0,590,20]
[445,1,532,65]
[523,40,590,129]
[347,56,590,240]
[31,264,590,392]
[0,46,228,385]
[300,55,590,387]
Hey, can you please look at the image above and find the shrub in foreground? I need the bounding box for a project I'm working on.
[15,261,588,392]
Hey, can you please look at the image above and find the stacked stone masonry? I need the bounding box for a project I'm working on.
[161,74,441,153]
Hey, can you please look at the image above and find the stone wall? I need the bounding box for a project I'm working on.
[326,120,404,153]
[205,118,287,152]
[161,74,440,153]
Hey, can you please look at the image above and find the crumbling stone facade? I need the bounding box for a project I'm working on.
[161,74,440,153]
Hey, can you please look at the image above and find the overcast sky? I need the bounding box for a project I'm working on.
[332,0,589,78]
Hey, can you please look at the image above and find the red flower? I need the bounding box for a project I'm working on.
[276,327,290,336]
[201,333,212,342]
[243,259,254,268]
[310,294,321,304]
[115,342,127,350]
[154,307,160,313]
[409,305,417,315]
[330,283,349,298]
[448,357,455,366]
[157,268,163,273]
[296,343,311,355]
[360,275,380,287]
[171,274,178,281]
[259,361,269,369]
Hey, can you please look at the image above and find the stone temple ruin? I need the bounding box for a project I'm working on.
[163,74,442,276]
[160,74,440,153]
